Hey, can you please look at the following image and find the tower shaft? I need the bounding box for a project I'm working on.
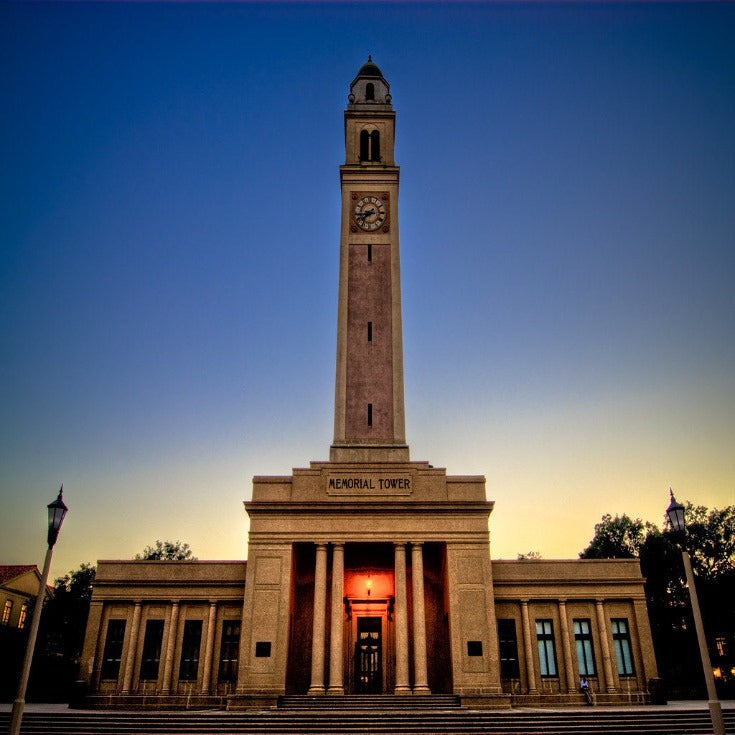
[331,60,408,463]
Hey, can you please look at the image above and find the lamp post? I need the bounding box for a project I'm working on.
[665,489,725,735]
[8,487,68,735]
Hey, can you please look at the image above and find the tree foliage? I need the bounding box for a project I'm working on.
[24,562,99,699]
[673,503,735,581]
[517,550,542,560]
[579,513,654,559]
[134,539,196,561]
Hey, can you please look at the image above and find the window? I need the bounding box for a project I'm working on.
[365,82,375,100]
[2,599,12,625]
[367,321,372,342]
[536,619,558,677]
[179,620,203,681]
[367,244,372,262]
[367,403,372,427]
[370,130,380,161]
[715,636,726,657]
[611,618,634,676]
[574,619,596,676]
[497,619,520,678]
[101,619,126,680]
[18,603,28,630]
[139,619,165,680]
[218,621,240,682]
[360,130,370,161]
[359,129,381,162]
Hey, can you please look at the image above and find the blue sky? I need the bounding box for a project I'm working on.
[1,2,733,579]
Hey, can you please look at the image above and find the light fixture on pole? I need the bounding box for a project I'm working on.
[8,487,68,735]
[665,488,725,735]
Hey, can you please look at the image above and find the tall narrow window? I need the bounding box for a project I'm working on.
[370,130,380,161]
[367,403,373,427]
[611,618,634,676]
[139,619,165,680]
[18,603,28,630]
[536,619,558,677]
[100,619,126,680]
[179,619,203,681]
[367,244,372,262]
[365,82,375,100]
[218,621,241,682]
[2,600,12,625]
[367,321,372,342]
[573,619,596,676]
[359,130,370,161]
[497,619,520,678]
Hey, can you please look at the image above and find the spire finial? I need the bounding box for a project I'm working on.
[368,54,372,63]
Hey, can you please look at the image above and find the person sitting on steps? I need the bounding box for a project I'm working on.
[580,677,593,705]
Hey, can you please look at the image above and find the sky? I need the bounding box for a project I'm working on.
[1,2,734,582]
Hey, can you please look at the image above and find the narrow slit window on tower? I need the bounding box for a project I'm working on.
[367,321,372,342]
[367,244,372,262]
[367,403,373,427]
[365,82,375,100]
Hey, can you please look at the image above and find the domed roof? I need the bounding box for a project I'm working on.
[357,55,383,78]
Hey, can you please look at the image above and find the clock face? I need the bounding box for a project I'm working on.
[353,195,387,232]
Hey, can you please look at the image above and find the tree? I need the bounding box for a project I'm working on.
[134,540,196,561]
[517,550,542,560]
[579,513,653,559]
[29,562,97,700]
[673,503,735,581]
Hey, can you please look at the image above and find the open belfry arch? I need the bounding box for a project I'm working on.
[237,57,505,705]
[79,60,659,710]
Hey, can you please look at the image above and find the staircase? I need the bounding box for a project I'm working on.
[279,694,461,709]
[1,703,733,734]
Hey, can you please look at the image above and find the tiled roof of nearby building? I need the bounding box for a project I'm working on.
[0,564,38,585]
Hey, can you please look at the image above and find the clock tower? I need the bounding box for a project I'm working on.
[331,57,409,463]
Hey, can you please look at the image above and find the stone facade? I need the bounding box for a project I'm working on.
[78,60,659,709]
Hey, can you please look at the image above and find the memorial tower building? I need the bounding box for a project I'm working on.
[79,60,659,711]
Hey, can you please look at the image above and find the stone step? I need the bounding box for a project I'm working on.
[278,693,462,709]
[1,708,733,735]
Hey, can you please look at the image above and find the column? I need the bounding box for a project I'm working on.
[201,602,217,694]
[327,542,345,695]
[161,601,180,693]
[632,598,656,684]
[121,602,142,693]
[520,600,537,694]
[411,542,430,694]
[558,600,576,693]
[308,543,328,695]
[394,542,411,694]
[596,599,617,693]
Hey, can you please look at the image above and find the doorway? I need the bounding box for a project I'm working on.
[354,616,382,693]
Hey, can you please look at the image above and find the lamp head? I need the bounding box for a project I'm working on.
[47,486,68,547]
[665,487,686,534]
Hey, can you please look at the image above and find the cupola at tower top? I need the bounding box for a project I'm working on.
[349,56,392,107]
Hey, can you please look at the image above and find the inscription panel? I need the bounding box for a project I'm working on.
[326,472,412,496]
